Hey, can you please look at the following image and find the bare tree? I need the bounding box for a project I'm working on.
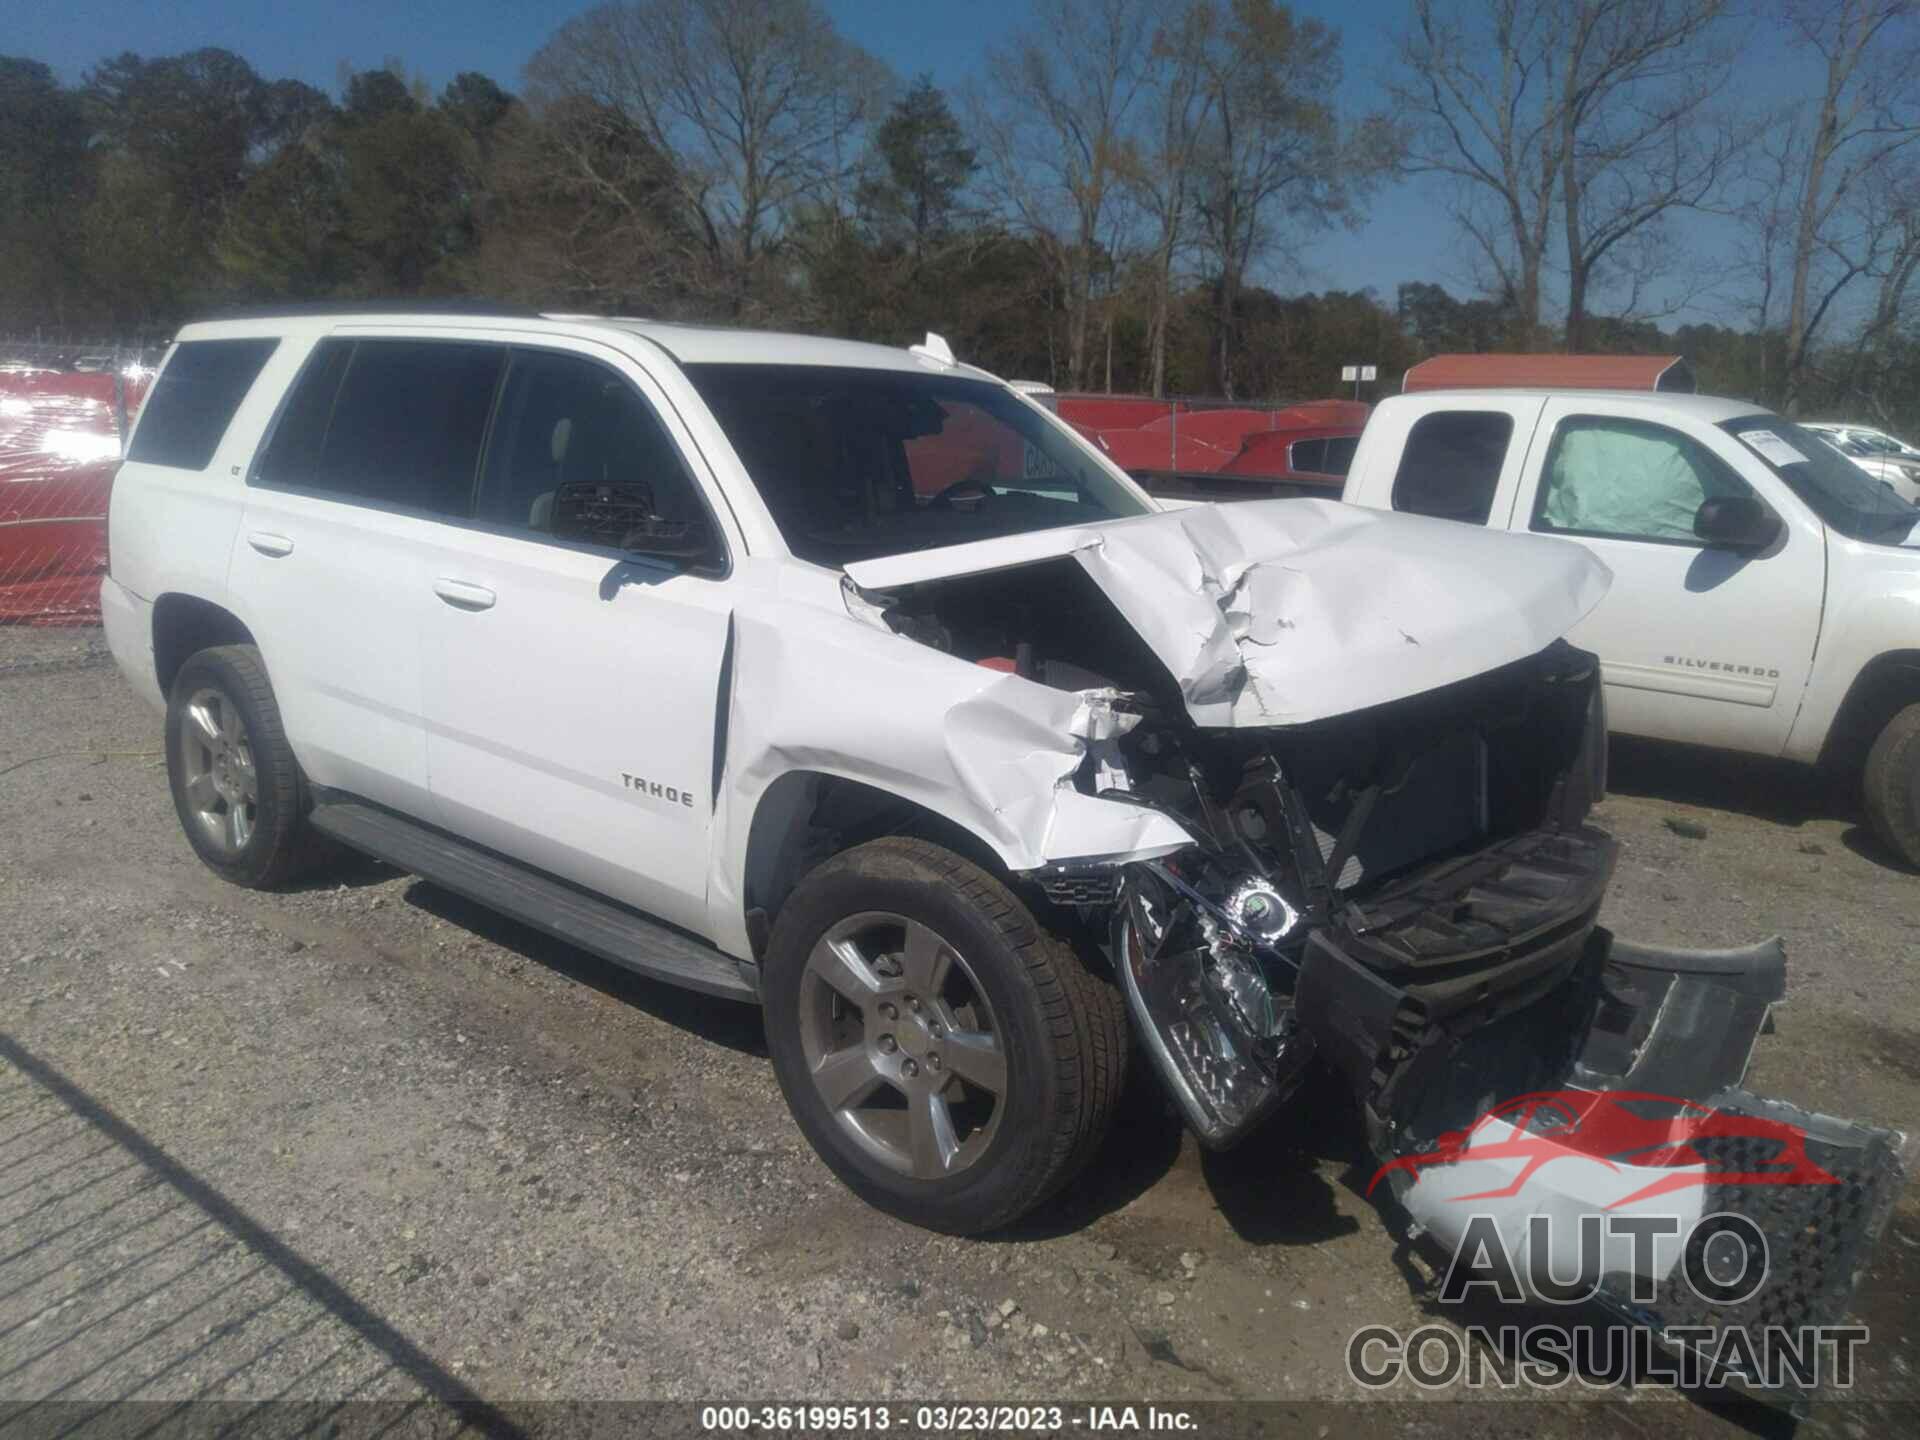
[524,0,890,316]
[1829,157,1920,412]
[974,0,1155,390]
[1129,3,1215,397]
[468,98,702,313]
[1394,0,1563,343]
[1396,0,1736,350]
[1192,0,1374,396]
[1554,1,1739,350]
[1764,0,1920,409]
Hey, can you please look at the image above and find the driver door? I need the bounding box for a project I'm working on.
[1517,403,1824,756]
[417,339,736,937]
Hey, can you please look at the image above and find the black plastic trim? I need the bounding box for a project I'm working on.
[308,794,758,1003]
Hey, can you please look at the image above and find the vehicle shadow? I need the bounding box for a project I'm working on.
[1604,735,1844,828]
[398,880,771,1059]
[1006,1061,1365,1245]
[1197,1068,1366,1245]
[280,846,400,893]
[998,1059,1188,1240]
[1841,822,1920,876]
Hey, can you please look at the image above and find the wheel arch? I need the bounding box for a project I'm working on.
[740,770,1017,957]
[152,593,257,702]
[1817,650,1920,780]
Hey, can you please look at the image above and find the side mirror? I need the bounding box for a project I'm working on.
[552,479,718,568]
[1693,494,1782,551]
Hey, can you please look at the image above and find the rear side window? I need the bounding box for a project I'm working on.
[1321,435,1359,475]
[253,338,504,518]
[127,339,278,470]
[1390,411,1514,524]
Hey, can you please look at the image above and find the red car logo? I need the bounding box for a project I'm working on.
[1369,1090,1840,1209]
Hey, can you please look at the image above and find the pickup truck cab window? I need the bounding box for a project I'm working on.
[1389,410,1513,523]
[683,363,1147,566]
[254,338,503,519]
[1534,414,1753,545]
[1723,415,1918,545]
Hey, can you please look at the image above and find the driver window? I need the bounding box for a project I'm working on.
[476,349,705,540]
[1533,415,1752,543]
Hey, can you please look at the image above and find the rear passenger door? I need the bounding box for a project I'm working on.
[235,336,504,818]
[416,341,736,939]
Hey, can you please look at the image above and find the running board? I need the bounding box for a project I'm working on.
[308,799,759,1004]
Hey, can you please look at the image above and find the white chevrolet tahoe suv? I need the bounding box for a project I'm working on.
[103,309,1900,1360]
[1339,390,1920,868]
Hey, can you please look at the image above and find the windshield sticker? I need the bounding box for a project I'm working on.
[1740,429,1809,467]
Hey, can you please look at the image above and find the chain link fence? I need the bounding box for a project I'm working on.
[1,337,165,625]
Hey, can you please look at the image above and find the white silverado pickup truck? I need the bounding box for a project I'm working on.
[103,311,1902,1396]
[1339,389,1920,867]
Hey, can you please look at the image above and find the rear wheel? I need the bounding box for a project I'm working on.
[762,837,1127,1234]
[1863,702,1920,870]
[166,645,322,888]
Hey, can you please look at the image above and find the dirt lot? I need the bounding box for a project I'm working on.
[3,625,1917,1436]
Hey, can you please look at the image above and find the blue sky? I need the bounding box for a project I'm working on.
[13,0,1762,327]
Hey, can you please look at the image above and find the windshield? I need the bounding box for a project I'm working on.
[1721,416,1918,544]
[683,364,1150,566]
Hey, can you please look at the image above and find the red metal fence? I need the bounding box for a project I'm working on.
[1,340,160,625]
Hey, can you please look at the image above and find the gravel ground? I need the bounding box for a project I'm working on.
[2,626,1916,1437]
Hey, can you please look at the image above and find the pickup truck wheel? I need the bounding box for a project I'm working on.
[165,645,320,889]
[1864,702,1920,870]
[762,837,1127,1234]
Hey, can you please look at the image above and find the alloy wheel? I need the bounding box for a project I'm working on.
[176,686,258,859]
[797,911,1008,1180]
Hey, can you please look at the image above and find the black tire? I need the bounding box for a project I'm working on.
[762,837,1128,1234]
[165,644,322,889]
[1864,702,1920,870]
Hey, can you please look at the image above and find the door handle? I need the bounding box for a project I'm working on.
[433,578,497,612]
[246,531,294,558]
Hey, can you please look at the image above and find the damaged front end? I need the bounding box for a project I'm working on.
[843,500,1904,1402]
[1104,635,1612,1150]
[1099,648,1904,1404]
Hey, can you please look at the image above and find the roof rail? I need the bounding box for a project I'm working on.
[195,299,547,322]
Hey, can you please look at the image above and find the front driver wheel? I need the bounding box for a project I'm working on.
[762,837,1127,1234]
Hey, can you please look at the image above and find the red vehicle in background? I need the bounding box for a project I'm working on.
[1049,393,1367,501]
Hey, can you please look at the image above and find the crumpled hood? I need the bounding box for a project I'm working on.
[844,498,1613,727]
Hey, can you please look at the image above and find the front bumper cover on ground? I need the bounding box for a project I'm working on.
[1372,930,1907,1409]
[1115,831,1905,1408]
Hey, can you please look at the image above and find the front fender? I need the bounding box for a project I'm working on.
[703,598,1193,957]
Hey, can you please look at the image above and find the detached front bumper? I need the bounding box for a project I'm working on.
[1114,824,1905,1408]
[1367,928,1907,1408]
